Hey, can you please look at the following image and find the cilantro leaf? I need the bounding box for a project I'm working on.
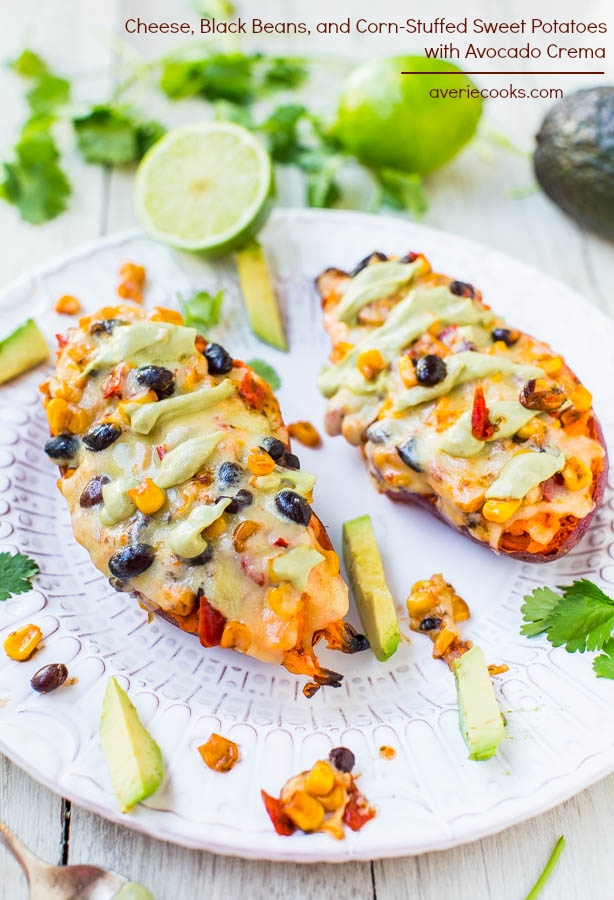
[199,0,236,18]
[160,53,255,104]
[179,289,224,332]
[213,101,254,128]
[521,586,562,637]
[73,105,165,165]
[0,552,39,601]
[262,58,307,91]
[258,104,306,164]
[246,359,281,391]
[9,49,49,79]
[547,580,614,653]
[593,639,614,679]
[376,168,428,217]
[2,119,71,224]
[26,73,70,114]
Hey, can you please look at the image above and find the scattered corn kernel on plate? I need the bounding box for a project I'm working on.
[0,209,613,861]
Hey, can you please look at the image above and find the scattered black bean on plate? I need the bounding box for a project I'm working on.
[44,433,80,463]
[419,617,442,631]
[108,544,155,580]
[203,342,233,375]
[31,663,68,694]
[260,436,286,460]
[275,490,312,526]
[79,474,110,508]
[415,354,447,387]
[83,423,122,452]
[136,365,175,398]
[217,461,243,486]
[329,746,355,773]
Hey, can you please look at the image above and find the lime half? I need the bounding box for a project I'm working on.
[135,122,273,255]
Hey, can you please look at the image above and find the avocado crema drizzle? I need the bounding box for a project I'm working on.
[319,257,599,547]
[50,316,326,612]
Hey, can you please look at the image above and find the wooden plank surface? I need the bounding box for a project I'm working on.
[1,0,613,897]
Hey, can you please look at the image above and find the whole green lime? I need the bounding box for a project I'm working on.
[334,56,483,176]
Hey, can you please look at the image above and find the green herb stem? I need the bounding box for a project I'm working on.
[524,835,565,900]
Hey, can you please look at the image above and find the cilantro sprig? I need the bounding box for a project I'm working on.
[0,552,39,602]
[521,579,614,677]
[178,289,224,332]
[246,359,281,391]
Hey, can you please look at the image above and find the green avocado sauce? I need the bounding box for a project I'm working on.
[485,450,565,500]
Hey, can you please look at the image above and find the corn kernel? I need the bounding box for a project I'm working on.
[3,624,43,661]
[451,595,471,622]
[247,448,276,475]
[540,355,563,376]
[198,733,239,772]
[267,584,301,618]
[220,621,252,652]
[148,307,184,325]
[288,421,322,448]
[232,519,259,552]
[52,380,81,402]
[562,457,593,492]
[285,791,325,832]
[329,341,354,364]
[54,294,81,315]
[118,262,146,303]
[406,588,437,618]
[46,398,71,435]
[305,761,335,797]
[323,549,340,577]
[432,626,457,658]
[68,408,89,435]
[182,366,201,391]
[482,498,522,523]
[128,478,166,515]
[569,384,593,413]
[356,349,387,380]
[515,418,547,441]
[319,785,346,812]
[398,354,417,388]
[205,515,227,540]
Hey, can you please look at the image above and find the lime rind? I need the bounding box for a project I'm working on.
[135,122,273,254]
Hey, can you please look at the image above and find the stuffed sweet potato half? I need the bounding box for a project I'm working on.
[41,305,367,696]
[317,252,607,562]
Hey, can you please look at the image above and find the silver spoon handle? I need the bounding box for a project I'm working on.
[0,821,45,882]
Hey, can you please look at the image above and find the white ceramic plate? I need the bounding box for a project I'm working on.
[0,209,613,862]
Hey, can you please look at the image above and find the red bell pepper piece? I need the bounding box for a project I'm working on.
[261,791,296,836]
[471,386,496,440]
[198,594,227,647]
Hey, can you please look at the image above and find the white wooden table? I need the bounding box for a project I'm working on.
[1,0,613,897]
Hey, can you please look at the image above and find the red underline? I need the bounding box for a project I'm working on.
[401,71,605,75]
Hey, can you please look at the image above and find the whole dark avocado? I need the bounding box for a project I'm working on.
[534,87,614,240]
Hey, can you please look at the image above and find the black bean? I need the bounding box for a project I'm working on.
[108,544,155,580]
[350,251,387,278]
[44,434,80,463]
[400,251,419,264]
[31,663,68,694]
[203,343,233,375]
[183,545,213,566]
[83,423,122,452]
[419,617,442,632]
[221,489,253,514]
[79,474,110,508]
[280,452,300,470]
[491,327,519,346]
[218,461,243,486]
[449,280,475,298]
[275,490,312,526]
[89,319,121,336]
[396,438,423,473]
[260,436,286,460]
[329,746,355,773]
[366,421,391,444]
[415,354,447,387]
[136,365,175,399]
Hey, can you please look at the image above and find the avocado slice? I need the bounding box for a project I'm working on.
[100,677,164,813]
[342,514,399,661]
[113,884,156,900]
[235,240,288,351]
[0,318,49,384]
[453,646,504,761]
[534,87,614,240]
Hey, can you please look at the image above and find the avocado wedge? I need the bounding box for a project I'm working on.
[235,240,288,351]
[0,318,49,384]
[342,514,399,661]
[534,87,614,240]
[100,677,164,813]
[453,646,504,761]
